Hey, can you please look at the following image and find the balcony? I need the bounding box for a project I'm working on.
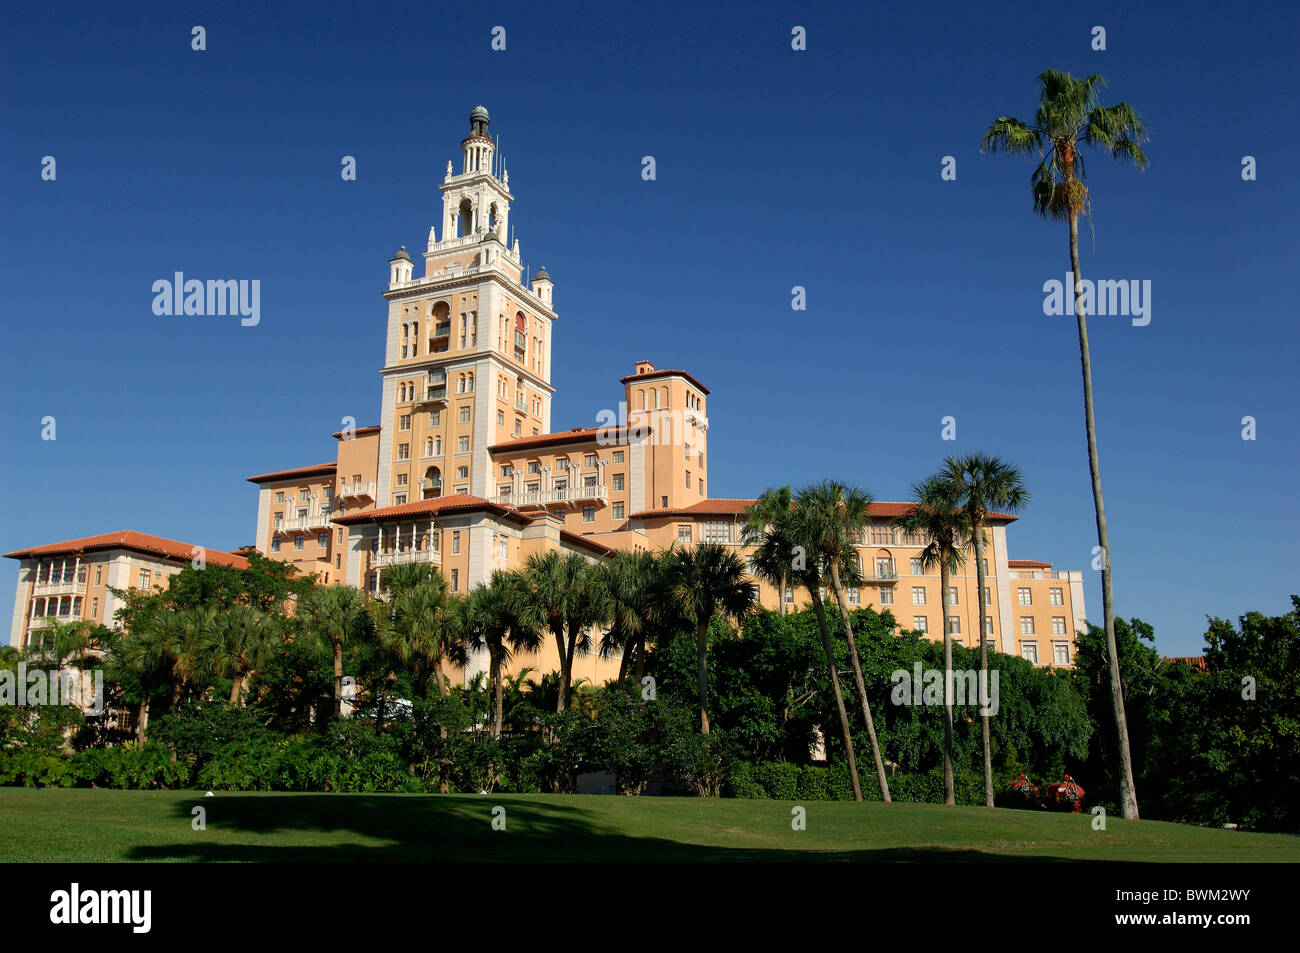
[278,510,333,533]
[862,567,898,581]
[374,547,441,568]
[414,386,447,406]
[339,481,375,501]
[431,324,451,339]
[514,330,527,350]
[492,484,607,509]
[29,615,72,629]
[513,397,527,412]
[1011,570,1066,580]
[33,578,87,597]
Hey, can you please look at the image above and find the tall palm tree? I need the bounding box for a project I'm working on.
[788,481,891,801]
[302,584,373,719]
[117,607,209,744]
[23,618,95,686]
[742,487,796,614]
[667,543,757,733]
[375,570,455,700]
[202,605,282,705]
[744,491,864,801]
[514,551,606,713]
[895,476,971,806]
[982,69,1147,820]
[465,571,542,736]
[941,453,1029,807]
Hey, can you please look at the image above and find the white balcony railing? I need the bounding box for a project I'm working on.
[339,481,376,500]
[374,548,441,568]
[33,579,87,596]
[492,484,607,509]
[278,510,333,533]
[1011,570,1066,580]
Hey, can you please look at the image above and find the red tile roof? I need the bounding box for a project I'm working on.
[1165,656,1209,671]
[629,499,1018,522]
[247,463,337,484]
[489,425,651,454]
[618,368,711,395]
[332,426,381,440]
[1008,559,1053,569]
[333,494,527,526]
[4,531,249,569]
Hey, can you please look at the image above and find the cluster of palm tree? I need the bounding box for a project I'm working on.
[743,457,1027,807]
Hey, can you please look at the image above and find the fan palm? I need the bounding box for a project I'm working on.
[895,476,971,806]
[983,68,1147,820]
[201,605,282,705]
[514,551,606,713]
[941,453,1029,807]
[744,490,864,801]
[788,481,891,801]
[465,571,542,736]
[301,584,373,719]
[667,543,756,733]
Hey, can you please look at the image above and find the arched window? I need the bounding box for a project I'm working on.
[458,198,473,237]
[423,466,442,499]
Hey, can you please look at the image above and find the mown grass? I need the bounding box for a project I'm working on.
[1,789,1294,862]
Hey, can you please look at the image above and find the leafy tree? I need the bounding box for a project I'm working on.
[200,605,282,705]
[301,585,373,719]
[983,69,1148,820]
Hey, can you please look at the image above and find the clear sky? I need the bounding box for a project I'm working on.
[2,0,1296,657]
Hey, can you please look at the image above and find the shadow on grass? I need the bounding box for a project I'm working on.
[129,794,1125,863]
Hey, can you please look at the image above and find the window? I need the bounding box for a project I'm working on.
[661,496,668,507]
[1020,616,1035,635]
[300,490,310,501]
[1017,587,1032,606]
[91,598,99,617]
[1050,587,1064,606]
[271,538,281,552]
[457,466,469,479]
[396,473,408,486]
[294,536,304,551]
[613,473,624,491]
[454,485,467,495]
[946,616,961,635]
[500,465,512,477]
[497,410,505,426]
[847,587,860,605]
[879,587,894,605]
[555,507,566,519]
[1022,642,1039,663]
[984,587,992,605]
[317,532,328,547]
[910,557,924,575]
[678,525,693,543]
[499,484,511,496]
[138,569,151,589]
[685,470,691,489]
[336,554,341,569]
[528,461,540,474]
[584,453,597,468]
[613,502,624,520]
[458,437,470,453]
[699,478,704,495]
[984,616,994,636]
[451,569,459,592]
[499,538,508,560]
[393,494,407,505]
[275,491,285,503]
[458,406,471,424]
[612,451,624,463]
[702,521,730,544]
[430,411,441,426]
[514,420,522,435]
[876,557,894,579]
[1053,642,1071,665]
[95,566,102,585]
[400,414,411,431]
[452,532,461,555]
[1052,616,1067,636]
[556,458,569,471]
[913,616,928,633]
[912,587,926,605]
[532,428,539,436]
[398,443,410,460]
[945,586,958,606]
[583,505,595,523]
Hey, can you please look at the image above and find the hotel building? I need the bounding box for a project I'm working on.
[7,107,1086,682]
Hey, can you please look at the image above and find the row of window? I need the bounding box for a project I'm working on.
[270,532,331,553]
[31,561,92,585]
[273,487,330,504]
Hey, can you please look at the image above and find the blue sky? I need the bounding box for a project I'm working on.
[1,0,1296,656]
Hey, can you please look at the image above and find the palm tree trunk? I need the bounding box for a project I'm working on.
[973,525,995,807]
[491,651,504,738]
[333,640,344,719]
[228,672,244,707]
[617,637,632,683]
[939,559,955,806]
[695,618,710,734]
[809,589,862,802]
[827,563,891,802]
[1070,208,1139,820]
[553,625,569,713]
[137,695,150,746]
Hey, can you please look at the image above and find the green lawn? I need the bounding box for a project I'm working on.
[0,789,1295,862]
